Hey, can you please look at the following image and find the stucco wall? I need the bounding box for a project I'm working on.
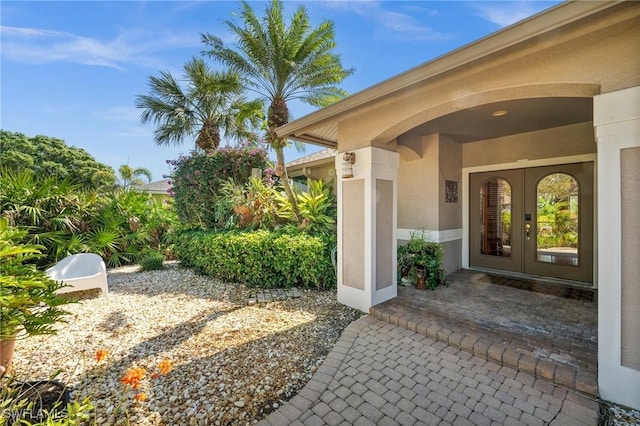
[289,161,337,194]
[442,239,462,275]
[342,180,364,290]
[376,179,394,290]
[621,146,640,371]
[397,134,440,230]
[439,135,463,230]
[595,85,640,410]
[306,162,336,186]
[462,122,595,168]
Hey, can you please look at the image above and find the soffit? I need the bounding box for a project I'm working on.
[399,97,593,143]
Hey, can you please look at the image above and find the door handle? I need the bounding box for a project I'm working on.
[525,223,531,240]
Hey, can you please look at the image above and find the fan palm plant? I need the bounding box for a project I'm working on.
[136,57,264,153]
[0,168,85,266]
[201,0,354,221]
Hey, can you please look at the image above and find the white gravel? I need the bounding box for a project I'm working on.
[11,263,362,425]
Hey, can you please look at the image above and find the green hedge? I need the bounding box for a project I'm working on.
[172,229,335,289]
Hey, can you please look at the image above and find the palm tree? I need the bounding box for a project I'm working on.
[201,0,354,220]
[117,165,152,190]
[136,57,264,153]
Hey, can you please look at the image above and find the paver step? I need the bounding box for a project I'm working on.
[370,272,598,397]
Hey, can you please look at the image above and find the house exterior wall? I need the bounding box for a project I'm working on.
[288,161,337,194]
[594,86,640,410]
[335,147,399,312]
[439,135,463,231]
[292,162,336,186]
[397,134,440,230]
[279,3,640,411]
[342,180,365,290]
[376,179,394,290]
[311,163,336,184]
[621,146,640,371]
[462,122,596,168]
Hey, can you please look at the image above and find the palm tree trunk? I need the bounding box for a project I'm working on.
[269,98,301,223]
[274,143,301,222]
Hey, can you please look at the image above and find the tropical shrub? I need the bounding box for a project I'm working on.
[0,168,86,266]
[138,249,165,271]
[84,190,177,267]
[168,146,269,228]
[0,169,177,268]
[220,176,280,230]
[172,229,335,289]
[276,179,336,236]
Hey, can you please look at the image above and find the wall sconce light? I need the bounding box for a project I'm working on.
[342,152,356,178]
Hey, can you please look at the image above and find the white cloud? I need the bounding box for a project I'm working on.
[321,1,450,41]
[93,106,141,122]
[0,25,200,69]
[474,1,547,28]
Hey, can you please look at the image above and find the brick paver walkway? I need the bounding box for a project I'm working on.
[259,316,598,425]
[259,270,599,425]
[371,270,597,396]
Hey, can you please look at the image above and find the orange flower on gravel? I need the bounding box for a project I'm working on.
[121,367,146,390]
[95,349,108,363]
[158,359,173,375]
[133,392,147,402]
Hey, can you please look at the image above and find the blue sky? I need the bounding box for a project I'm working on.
[1,1,560,183]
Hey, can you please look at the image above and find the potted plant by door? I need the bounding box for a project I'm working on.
[397,231,449,290]
[0,218,71,376]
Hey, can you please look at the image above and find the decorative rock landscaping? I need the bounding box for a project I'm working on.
[10,263,361,425]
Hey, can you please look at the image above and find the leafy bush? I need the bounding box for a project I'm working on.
[168,146,269,228]
[0,168,87,266]
[276,179,336,237]
[86,190,177,267]
[138,250,164,271]
[220,176,281,230]
[0,169,177,268]
[172,229,335,289]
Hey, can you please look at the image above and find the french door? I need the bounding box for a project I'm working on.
[469,163,593,283]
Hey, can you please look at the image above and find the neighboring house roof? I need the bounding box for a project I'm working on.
[135,178,171,195]
[286,148,336,170]
[275,1,621,146]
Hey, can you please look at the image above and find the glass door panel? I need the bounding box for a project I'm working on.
[524,163,593,282]
[469,169,522,273]
[480,178,512,257]
[536,173,579,266]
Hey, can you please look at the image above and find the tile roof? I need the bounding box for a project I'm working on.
[135,178,171,194]
[286,148,336,168]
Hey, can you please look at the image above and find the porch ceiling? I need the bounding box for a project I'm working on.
[401,97,593,143]
[285,97,593,147]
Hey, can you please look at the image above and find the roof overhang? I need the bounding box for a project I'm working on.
[276,1,626,147]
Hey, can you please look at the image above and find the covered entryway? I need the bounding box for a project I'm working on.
[469,162,594,283]
[275,2,640,410]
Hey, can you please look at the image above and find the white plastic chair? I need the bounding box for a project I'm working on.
[45,253,108,295]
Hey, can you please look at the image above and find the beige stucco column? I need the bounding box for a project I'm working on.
[594,85,640,410]
[335,146,399,312]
